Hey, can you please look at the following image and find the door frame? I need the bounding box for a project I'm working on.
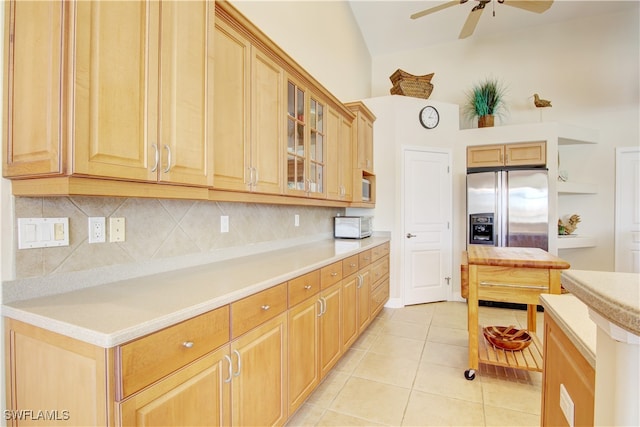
[400,145,453,306]
[615,146,640,272]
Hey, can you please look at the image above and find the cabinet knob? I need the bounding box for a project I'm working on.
[304,285,312,290]
[261,305,270,311]
[350,263,356,268]
[331,272,338,277]
[182,341,194,349]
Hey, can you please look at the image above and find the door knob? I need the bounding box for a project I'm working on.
[406,233,417,238]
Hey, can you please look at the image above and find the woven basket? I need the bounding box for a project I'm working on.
[389,69,434,99]
[483,325,532,351]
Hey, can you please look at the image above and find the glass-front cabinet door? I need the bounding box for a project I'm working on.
[285,77,326,198]
[286,79,307,196]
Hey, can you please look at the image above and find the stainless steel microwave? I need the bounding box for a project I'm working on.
[362,178,371,201]
[334,216,372,239]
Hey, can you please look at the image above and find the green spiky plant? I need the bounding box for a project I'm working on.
[464,77,507,122]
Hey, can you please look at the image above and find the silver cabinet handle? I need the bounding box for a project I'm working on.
[406,233,416,239]
[163,145,171,173]
[247,167,253,186]
[317,298,323,317]
[261,304,270,311]
[223,354,233,383]
[357,274,363,289]
[151,144,159,172]
[182,341,194,348]
[304,285,312,290]
[233,349,241,377]
[322,297,327,315]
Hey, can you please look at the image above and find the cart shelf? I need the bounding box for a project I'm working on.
[477,326,543,372]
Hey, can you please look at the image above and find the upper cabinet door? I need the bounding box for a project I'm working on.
[3,0,66,177]
[73,1,157,181]
[158,0,213,186]
[285,76,308,197]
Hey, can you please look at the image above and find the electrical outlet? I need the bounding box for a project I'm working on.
[88,217,106,243]
[109,217,126,242]
[559,383,575,427]
[294,214,300,227]
[221,215,229,233]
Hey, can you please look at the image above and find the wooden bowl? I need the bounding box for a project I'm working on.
[483,325,532,351]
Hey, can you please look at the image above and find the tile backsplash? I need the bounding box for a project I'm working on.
[14,196,343,279]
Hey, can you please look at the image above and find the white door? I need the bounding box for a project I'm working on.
[403,148,452,305]
[615,147,640,273]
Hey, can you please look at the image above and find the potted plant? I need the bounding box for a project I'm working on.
[464,77,507,128]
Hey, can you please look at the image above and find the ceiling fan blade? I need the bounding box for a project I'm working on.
[502,0,553,13]
[411,0,461,20]
[459,5,485,39]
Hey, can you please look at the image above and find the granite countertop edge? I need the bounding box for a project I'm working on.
[2,236,390,348]
[561,270,640,336]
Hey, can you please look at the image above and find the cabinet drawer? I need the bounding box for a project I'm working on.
[371,278,389,316]
[321,261,343,289]
[118,305,230,399]
[371,242,389,261]
[231,282,287,338]
[359,249,372,268]
[371,256,389,285]
[288,270,320,307]
[342,255,359,277]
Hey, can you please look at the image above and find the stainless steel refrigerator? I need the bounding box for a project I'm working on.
[467,169,549,250]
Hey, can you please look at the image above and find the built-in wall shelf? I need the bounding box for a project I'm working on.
[557,181,598,194]
[557,235,596,249]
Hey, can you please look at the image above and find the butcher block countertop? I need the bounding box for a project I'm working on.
[467,245,571,269]
[2,236,389,348]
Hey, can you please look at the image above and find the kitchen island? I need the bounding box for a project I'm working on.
[464,245,571,380]
[560,269,640,427]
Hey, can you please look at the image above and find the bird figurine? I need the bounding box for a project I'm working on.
[533,93,552,108]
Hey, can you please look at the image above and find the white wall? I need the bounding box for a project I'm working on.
[370,6,640,272]
[230,0,372,102]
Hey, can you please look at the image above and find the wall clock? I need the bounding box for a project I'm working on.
[419,106,439,129]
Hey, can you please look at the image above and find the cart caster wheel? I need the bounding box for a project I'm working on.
[464,369,476,381]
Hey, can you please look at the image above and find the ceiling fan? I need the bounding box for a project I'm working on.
[410,0,554,39]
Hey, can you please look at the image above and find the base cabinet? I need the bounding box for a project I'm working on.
[541,314,595,426]
[4,242,389,427]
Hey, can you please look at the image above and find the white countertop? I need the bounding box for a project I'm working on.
[561,269,640,336]
[2,237,389,348]
[539,293,596,368]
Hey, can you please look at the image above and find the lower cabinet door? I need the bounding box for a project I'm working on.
[119,345,231,426]
[231,313,288,427]
[342,273,359,350]
[357,268,371,333]
[320,283,342,378]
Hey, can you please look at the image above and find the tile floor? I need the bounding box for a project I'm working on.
[286,301,545,427]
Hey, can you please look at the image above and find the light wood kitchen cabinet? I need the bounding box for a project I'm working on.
[231,312,288,427]
[327,107,354,201]
[341,272,360,350]
[118,346,231,426]
[541,313,595,427]
[345,101,375,173]
[213,15,283,194]
[5,318,112,426]
[319,282,343,377]
[357,250,373,333]
[4,0,213,187]
[467,141,546,168]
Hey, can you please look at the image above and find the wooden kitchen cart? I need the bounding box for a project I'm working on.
[463,246,570,380]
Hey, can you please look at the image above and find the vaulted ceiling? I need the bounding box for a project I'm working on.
[348,0,639,56]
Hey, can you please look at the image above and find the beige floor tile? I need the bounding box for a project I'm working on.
[481,376,542,415]
[368,334,425,361]
[351,328,378,351]
[421,340,468,369]
[333,348,366,375]
[413,362,484,403]
[316,410,385,426]
[285,403,326,427]
[376,307,395,321]
[432,309,468,330]
[391,304,435,325]
[402,390,485,426]
[329,377,411,426]
[305,370,351,408]
[353,351,420,388]
[479,365,543,387]
[427,324,469,347]
[381,318,429,341]
[484,405,541,427]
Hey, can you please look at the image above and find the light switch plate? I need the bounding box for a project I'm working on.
[559,383,575,427]
[109,217,126,242]
[18,218,69,249]
[221,215,229,233]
